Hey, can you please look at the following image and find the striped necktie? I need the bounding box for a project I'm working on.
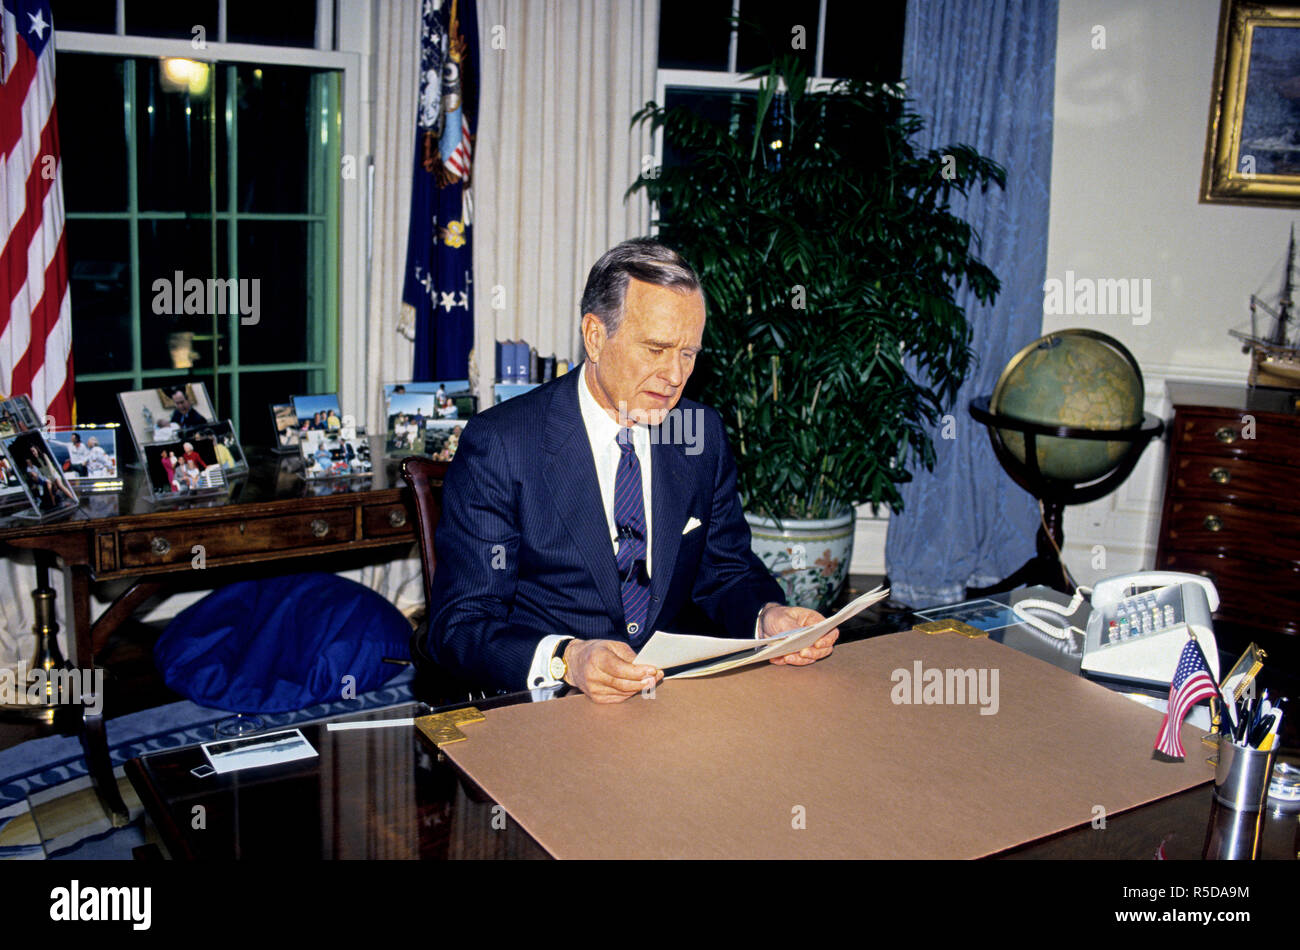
[614,432,650,643]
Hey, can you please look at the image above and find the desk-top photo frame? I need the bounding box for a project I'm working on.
[141,435,229,502]
[0,452,28,510]
[0,394,42,435]
[291,393,344,437]
[46,425,122,493]
[1202,0,1300,206]
[180,420,248,477]
[0,429,79,519]
[300,429,372,480]
[118,383,217,461]
[269,402,301,452]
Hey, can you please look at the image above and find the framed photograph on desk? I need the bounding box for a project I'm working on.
[46,425,121,491]
[291,393,344,438]
[1,430,79,518]
[118,383,216,460]
[0,394,41,434]
[300,429,372,479]
[142,437,228,501]
[269,402,301,452]
[180,420,248,476]
[423,419,464,462]
[0,452,28,509]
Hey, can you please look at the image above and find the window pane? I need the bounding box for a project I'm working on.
[223,369,311,448]
[125,0,217,41]
[227,0,317,48]
[232,65,320,214]
[736,0,820,74]
[50,0,117,34]
[74,379,131,433]
[824,0,906,81]
[68,220,132,376]
[58,55,128,213]
[658,0,733,70]
[663,87,758,170]
[137,219,227,373]
[236,221,310,364]
[136,57,217,213]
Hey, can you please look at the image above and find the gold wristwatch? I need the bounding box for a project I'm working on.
[548,638,574,683]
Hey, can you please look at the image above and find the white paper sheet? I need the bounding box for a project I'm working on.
[635,586,890,678]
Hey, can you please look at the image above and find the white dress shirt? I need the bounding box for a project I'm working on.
[527,364,653,687]
[525,364,770,689]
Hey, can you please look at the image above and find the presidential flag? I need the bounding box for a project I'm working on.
[1,0,73,425]
[402,0,478,382]
[1154,637,1218,759]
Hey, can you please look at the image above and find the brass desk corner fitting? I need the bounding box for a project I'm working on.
[915,620,988,639]
[415,706,485,747]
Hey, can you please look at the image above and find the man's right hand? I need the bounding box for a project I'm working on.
[564,639,662,703]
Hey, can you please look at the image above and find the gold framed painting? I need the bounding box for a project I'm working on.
[1202,1,1300,206]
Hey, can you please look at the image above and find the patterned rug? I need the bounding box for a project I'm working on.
[0,668,415,860]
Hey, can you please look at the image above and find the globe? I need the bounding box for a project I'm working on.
[990,329,1144,482]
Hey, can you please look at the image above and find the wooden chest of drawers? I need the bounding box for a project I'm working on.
[1155,384,1300,664]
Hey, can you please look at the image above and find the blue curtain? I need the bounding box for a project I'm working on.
[884,0,1058,607]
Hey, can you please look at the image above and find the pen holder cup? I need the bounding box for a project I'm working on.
[1213,742,1277,812]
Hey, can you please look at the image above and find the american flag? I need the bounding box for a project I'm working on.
[1,0,73,426]
[1155,637,1218,759]
[402,0,477,381]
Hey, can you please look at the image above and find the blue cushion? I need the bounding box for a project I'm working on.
[154,573,411,713]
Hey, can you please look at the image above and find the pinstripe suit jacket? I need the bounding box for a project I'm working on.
[426,367,784,692]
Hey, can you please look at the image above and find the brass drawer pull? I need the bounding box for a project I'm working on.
[1214,426,1237,444]
[1209,466,1230,485]
[1202,514,1223,532]
[388,508,407,528]
[311,519,330,539]
[150,536,171,556]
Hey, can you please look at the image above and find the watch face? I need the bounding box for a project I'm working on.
[549,655,566,681]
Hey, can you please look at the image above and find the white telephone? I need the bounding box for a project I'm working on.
[1013,572,1220,688]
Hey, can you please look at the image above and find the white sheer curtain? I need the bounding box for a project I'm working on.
[360,0,425,610]
[365,0,659,612]
[472,0,659,408]
[364,0,420,436]
[0,557,69,668]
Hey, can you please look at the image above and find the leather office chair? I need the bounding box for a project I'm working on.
[400,456,498,707]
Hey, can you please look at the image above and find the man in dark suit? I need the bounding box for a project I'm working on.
[427,239,839,702]
[168,389,207,428]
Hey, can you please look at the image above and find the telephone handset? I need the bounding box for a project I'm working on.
[1013,571,1220,687]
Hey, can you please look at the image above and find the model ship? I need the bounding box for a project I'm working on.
[1230,225,1300,388]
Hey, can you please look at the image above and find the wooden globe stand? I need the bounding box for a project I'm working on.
[967,395,1164,594]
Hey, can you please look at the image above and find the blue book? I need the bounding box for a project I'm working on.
[514,340,529,383]
[495,340,504,382]
[503,340,517,383]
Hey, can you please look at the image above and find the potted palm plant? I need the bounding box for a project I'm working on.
[629,56,1004,610]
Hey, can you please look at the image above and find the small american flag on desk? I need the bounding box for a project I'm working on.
[1154,637,1218,759]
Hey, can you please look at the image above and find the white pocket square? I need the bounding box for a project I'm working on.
[683,517,702,536]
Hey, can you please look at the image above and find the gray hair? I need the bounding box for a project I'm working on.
[579,238,701,338]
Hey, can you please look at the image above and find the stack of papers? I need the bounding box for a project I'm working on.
[634,586,890,678]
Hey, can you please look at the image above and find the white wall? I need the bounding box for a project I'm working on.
[852,0,1294,585]
[1047,0,1293,588]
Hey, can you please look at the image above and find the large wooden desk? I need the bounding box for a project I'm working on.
[0,443,444,823]
[126,618,1299,860]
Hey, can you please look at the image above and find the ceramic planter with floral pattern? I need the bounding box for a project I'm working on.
[745,509,854,613]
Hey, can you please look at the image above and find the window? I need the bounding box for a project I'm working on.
[658,0,906,82]
[52,0,346,446]
[655,1,908,177]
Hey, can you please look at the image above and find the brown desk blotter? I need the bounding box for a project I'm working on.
[440,629,1213,858]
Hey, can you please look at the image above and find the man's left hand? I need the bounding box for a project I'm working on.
[759,604,838,666]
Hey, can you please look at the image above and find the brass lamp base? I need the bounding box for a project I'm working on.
[0,586,71,723]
